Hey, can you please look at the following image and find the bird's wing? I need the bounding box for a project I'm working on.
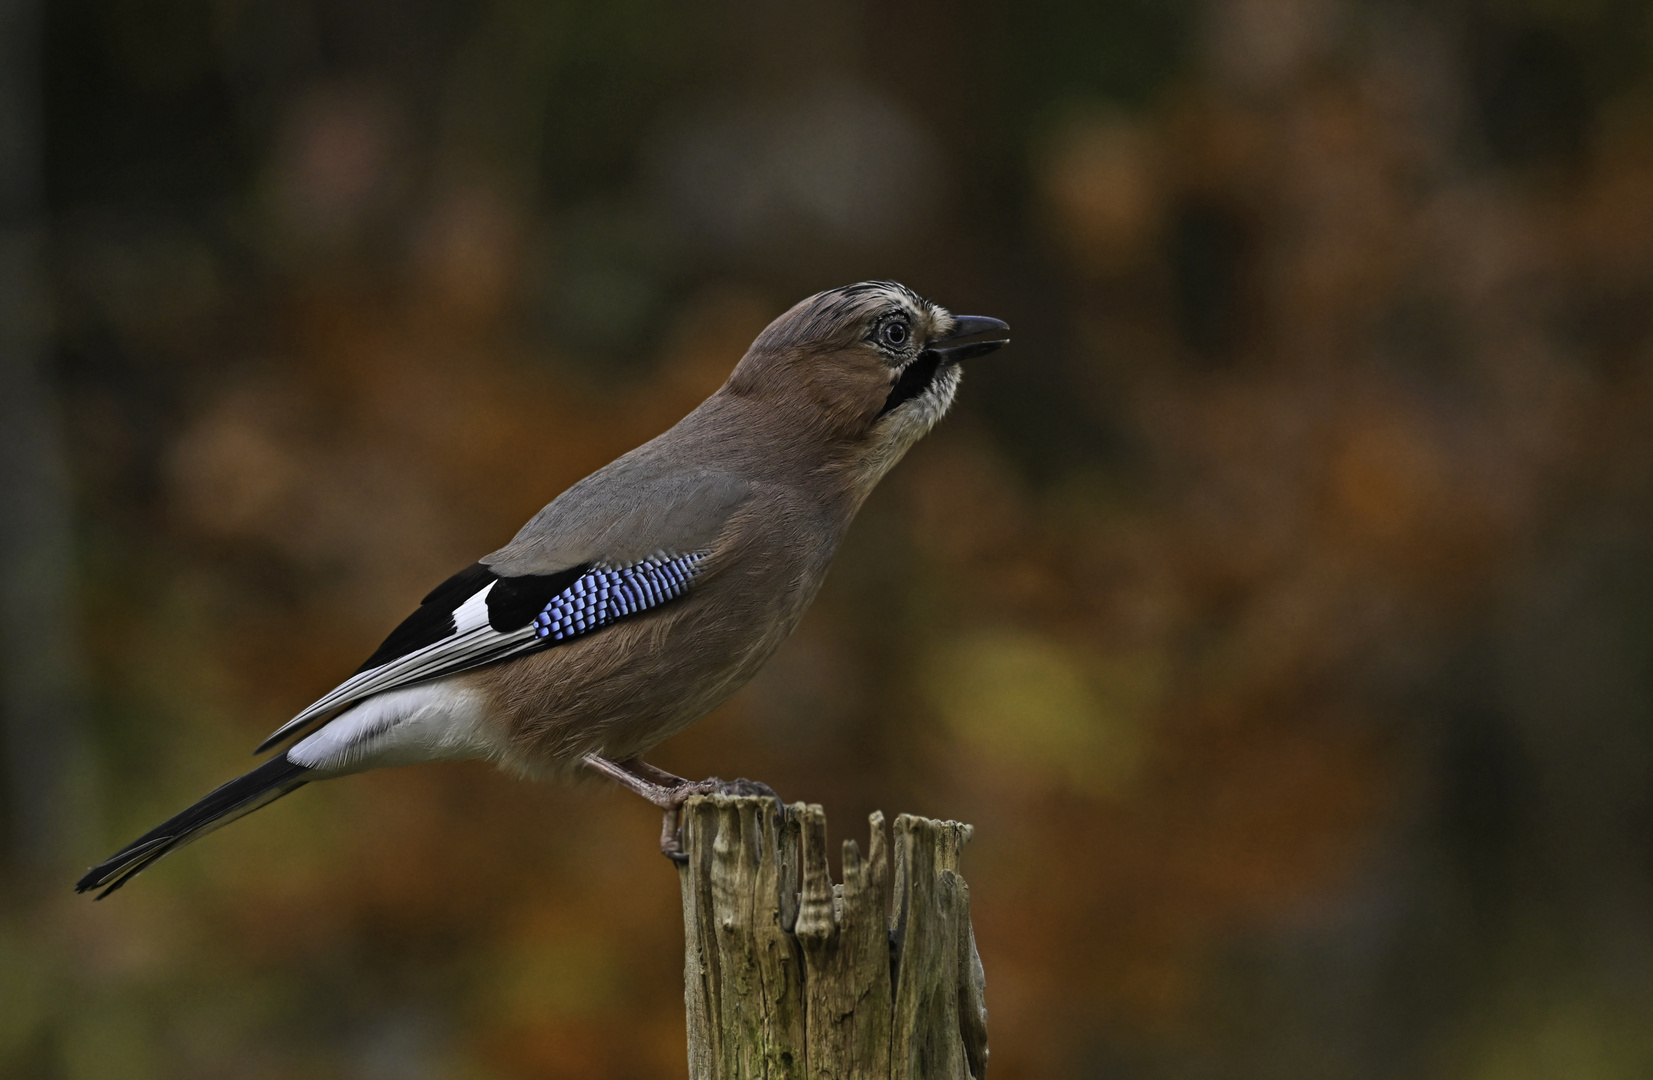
[255,469,754,753]
[484,464,754,576]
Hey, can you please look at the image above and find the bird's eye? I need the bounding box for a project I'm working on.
[881,321,909,347]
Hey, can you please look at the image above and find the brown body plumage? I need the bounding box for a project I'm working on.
[473,478,831,775]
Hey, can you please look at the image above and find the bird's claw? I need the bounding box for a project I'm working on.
[658,776,783,863]
[715,776,779,800]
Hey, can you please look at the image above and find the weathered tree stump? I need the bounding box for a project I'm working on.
[676,795,988,1080]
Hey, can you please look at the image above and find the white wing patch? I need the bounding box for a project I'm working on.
[452,582,495,634]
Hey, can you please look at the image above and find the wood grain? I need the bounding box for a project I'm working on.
[678,796,986,1080]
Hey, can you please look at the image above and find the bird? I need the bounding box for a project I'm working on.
[76,280,1010,898]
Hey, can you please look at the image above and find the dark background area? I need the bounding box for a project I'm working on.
[5,0,1653,1076]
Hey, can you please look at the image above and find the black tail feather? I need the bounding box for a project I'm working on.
[76,755,311,899]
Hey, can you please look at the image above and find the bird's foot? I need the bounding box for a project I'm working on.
[578,754,782,864]
[699,776,779,801]
[654,776,781,864]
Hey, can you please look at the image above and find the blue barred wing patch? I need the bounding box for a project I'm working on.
[533,552,707,641]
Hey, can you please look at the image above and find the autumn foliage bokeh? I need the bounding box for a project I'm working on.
[7,0,1653,1077]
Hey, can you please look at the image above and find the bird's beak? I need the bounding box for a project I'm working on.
[927,315,1011,362]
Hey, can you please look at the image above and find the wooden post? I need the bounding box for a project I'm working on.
[677,795,988,1080]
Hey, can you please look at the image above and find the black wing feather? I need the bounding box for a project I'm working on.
[355,562,589,673]
[484,564,588,631]
[356,563,496,673]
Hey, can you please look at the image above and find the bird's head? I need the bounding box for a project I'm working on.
[724,281,1010,483]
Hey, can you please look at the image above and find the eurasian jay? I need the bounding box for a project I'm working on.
[77,280,1009,896]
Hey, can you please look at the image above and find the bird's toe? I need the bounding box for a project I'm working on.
[718,777,780,801]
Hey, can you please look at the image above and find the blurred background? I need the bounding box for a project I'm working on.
[4,0,1653,1076]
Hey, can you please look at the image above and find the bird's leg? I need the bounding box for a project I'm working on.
[580,755,709,862]
[580,753,780,864]
[619,756,780,809]
[619,758,691,788]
